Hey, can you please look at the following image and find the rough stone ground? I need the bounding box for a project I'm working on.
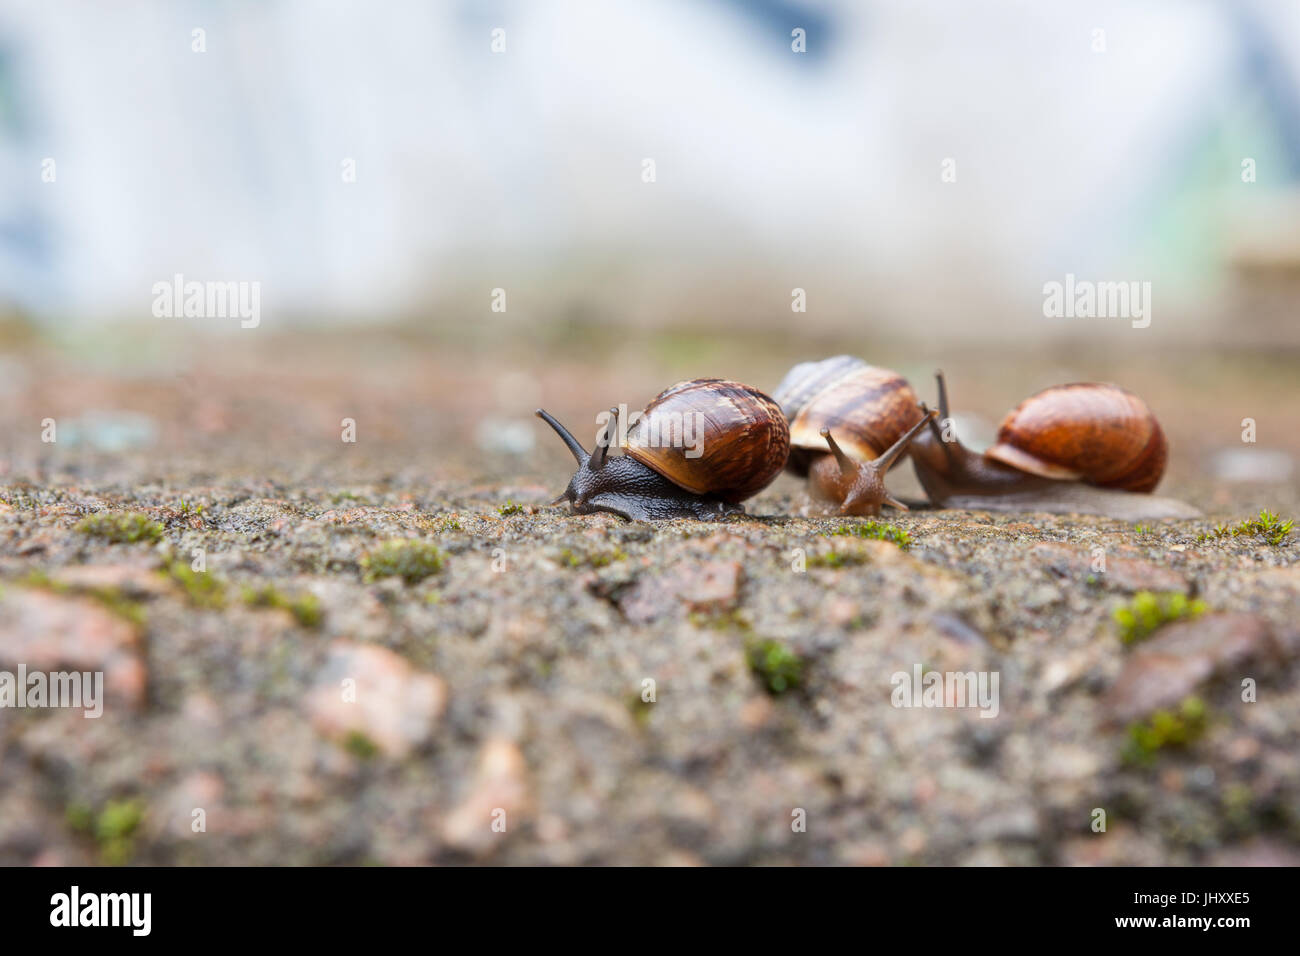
[0,326,1297,865]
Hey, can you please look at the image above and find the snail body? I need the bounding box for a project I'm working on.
[909,372,1200,520]
[773,356,935,515]
[535,379,789,521]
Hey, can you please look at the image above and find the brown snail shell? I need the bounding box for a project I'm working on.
[623,379,789,503]
[985,383,1167,493]
[773,355,923,476]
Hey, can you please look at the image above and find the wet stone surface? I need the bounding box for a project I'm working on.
[0,475,1297,865]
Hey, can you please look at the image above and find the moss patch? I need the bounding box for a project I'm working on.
[243,585,323,628]
[825,520,911,549]
[1113,591,1206,645]
[558,546,626,568]
[807,547,871,569]
[343,730,380,760]
[75,798,147,865]
[746,637,804,695]
[1123,697,1207,766]
[75,512,163,544]
[362,539,446,584]
[1196,509,1294,547]
[164,561,226,609]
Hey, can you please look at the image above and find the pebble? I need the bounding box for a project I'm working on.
[306,642,447,757]
[1104,613,1283,724]
[618,559,742,623]
[441,737,530,856]
[0,587,147,709]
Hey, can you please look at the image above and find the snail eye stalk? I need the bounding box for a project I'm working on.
[590,407,618,472]
[535,409,588,464]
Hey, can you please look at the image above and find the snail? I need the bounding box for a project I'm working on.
[535,378,790,521]
[773,355,937,515]
[908,371,1201,520]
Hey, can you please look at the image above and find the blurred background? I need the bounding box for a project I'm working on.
[1,0,1297,506]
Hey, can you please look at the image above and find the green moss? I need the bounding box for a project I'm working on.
[1221,782,1256,832]
[825,521,910,549]
[65,802,94,834]
[1196,509,1294,547]
[75,512,163,544]
[330,490,369,506]
[690,608,752,631]
[164,561,226,609]
[1112,591,1206,645]
[177,500,206,518]
[497,500,524,517]
[558,547,626,568]
[746,638,804,695]
[90,589,147,628]
[22,569,59,591]
[1123,697,1207,766]
[243,585,323,628]
[362,539,447,584]
[93,798,145,865]
[624,692,655,727]
[343,730,379,759]
[807,548,871,569]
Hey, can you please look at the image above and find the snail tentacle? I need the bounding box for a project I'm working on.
[535,408,587,464]
[589,406,617,472]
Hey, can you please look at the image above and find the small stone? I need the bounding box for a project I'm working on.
[1226,736,1261,763]
[899,827,927,856]
[1105,557,1186,593]
[1042,651,1094,695]
[930,612,986,647]
[681,561,743,613]
[618,560,742,624]
[307,642,446,757]
[441,737,530,856]
[1105,613,1282,724]
[739,694,775,729]
[158,771,225,839]
[0,588,146,709]
[1021,583,1062,609]
[825,597,861,628]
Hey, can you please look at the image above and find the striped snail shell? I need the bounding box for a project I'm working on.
[623,379,789,503]
[772,355,924,476]
[985,383,1168,493]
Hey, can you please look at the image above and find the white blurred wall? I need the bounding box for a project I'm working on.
[1,0,1298,331]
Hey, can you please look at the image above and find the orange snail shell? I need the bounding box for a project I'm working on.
[623,379,790,504]
[985,383,1168,493]
[772,355,924,476]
